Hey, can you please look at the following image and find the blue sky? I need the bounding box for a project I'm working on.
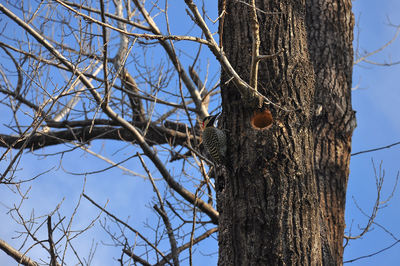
[1,1,400,265]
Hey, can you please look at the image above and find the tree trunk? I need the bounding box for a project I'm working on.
[306,0,355,264]
[217,0,355,265]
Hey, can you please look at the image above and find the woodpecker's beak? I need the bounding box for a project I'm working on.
[211,113,220,121]
[209,114,219,125]
[202,113,220,128]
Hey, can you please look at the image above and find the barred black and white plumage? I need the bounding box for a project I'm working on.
[202,114,226,164]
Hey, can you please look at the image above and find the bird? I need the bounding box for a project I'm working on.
[201,114,227,165]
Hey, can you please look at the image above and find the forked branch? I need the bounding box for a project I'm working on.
[184,0,284,109]
[0,3,219,224]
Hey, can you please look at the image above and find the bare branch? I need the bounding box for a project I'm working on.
[0,122,199,150]
[42,61,103,133]
[189,66,209,110]
[132,0,208,117]
[59,0,151,31]
[344,239,400,263]
[189,183,202,266]
[122,249,151,266]
[53,0,210,45]
[47,216,58,266]
[344,160,398,244]
[99,0,111,108]
[138,153,180,266]
[351,140,400,156]
[0,239,39,266]
[154,227,218,266]
[354,25,400,65]
[0,88,44,117]
[184,0,286,110]
[111,0,146,123]
[74,144,147,178]
[82,193,169,261]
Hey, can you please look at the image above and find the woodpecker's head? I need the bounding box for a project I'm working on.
[202,114,219,128]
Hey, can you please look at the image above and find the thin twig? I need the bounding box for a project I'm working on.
[138,153,180,266]
[344,160,398,244]
[184,0,288,110]
[351,141,400,156]
[131,0,208,117]
[189,183,203,266]
[60,0,150,30]
[344,239,400,263]
[82,193,169,261]
[154,227,218,266]
[0,3,218,223]
[354,25,400,65]
[99,0,111,108]
[54,0,211,44]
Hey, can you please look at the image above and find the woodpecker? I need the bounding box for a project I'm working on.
[201,114,227,165]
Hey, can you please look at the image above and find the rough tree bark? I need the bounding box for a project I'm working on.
[306,0,355,264]
[217,0,354,265]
